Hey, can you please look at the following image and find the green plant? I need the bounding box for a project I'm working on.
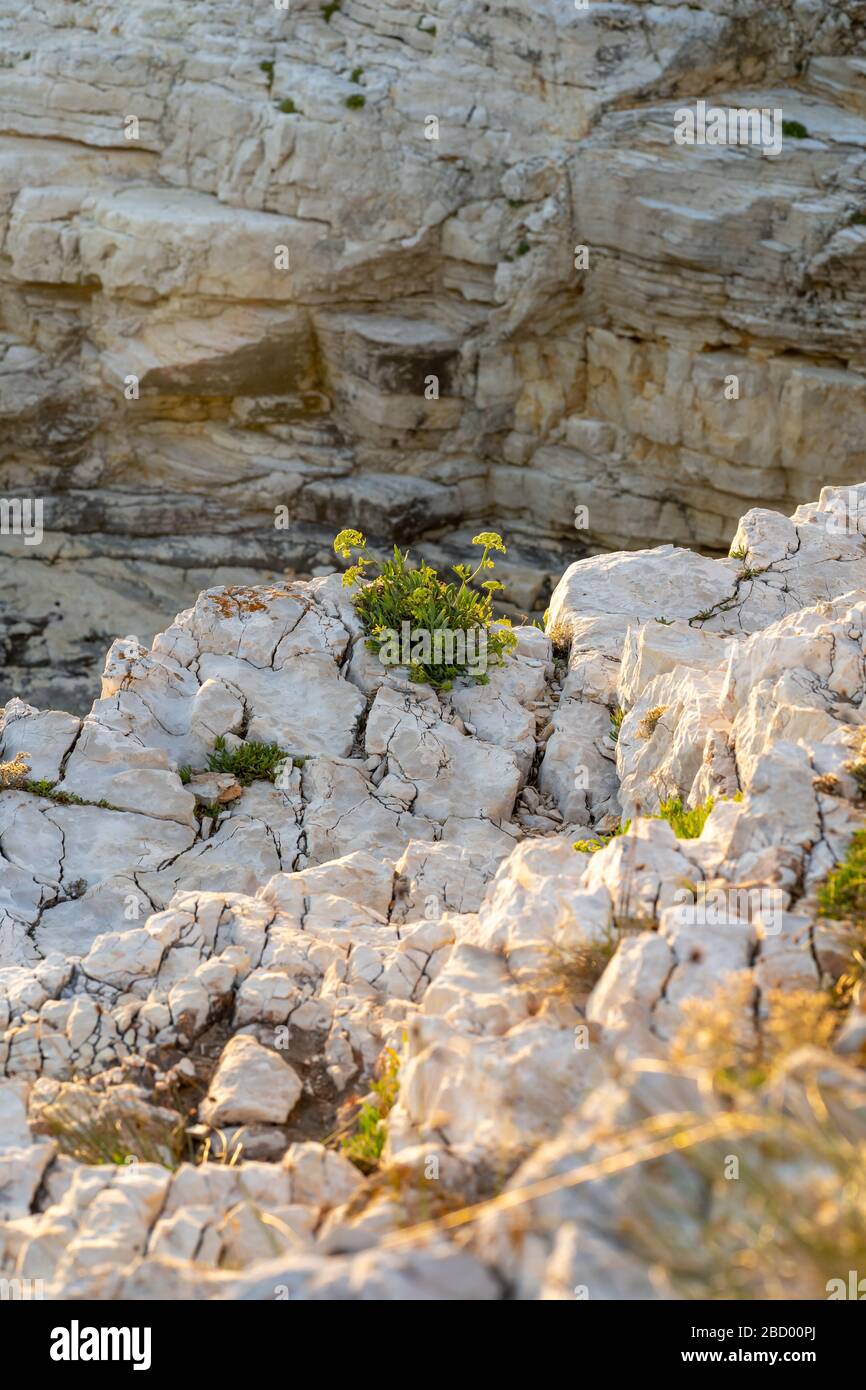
[178,765,192,785]
[819,830,866,921]
[207,736,295,786]
[515,240,531,256]
[321,1,341,20]
[350,66,364,82]
[729,544,748,560]
[277,97,296,114]
[333,529,518,690]
[195,800,224,822]
[341,1047,401,1173]
[850,211,866,227]
[782,118,809,139]
[259,59,274,84]
[575,794,738,854]
[574,824,627,854]
[22,779,107,808]
[609,706,625,743]
[417,16,437,34]
[655,795,717,839]
[345,93,366,109]
[654,616,673,625]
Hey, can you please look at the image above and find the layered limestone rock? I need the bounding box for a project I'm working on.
[1,483,866,1299]
[2,1,866,709]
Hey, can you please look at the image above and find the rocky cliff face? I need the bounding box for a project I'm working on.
[2,1,866,711]
[2,483,866,1299]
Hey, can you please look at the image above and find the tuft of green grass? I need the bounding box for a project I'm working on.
[575,794,740,854]
[206,736,297,786]
[178,765,192,785]
[321,1,341,20]
[259,60,275,84]
[341,1047,401,1173]
[782,119,809,139]
[609,706,625,743]
[333,529,517,690]
[729,544,748,561]
[515,240,531,256]
[819,829,866,921]
[350,66,364,83]
[345,93,366,109]
[277,98,296,114]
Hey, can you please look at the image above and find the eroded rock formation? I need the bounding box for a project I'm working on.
[2,1,866,709]
[2,483,866,1298]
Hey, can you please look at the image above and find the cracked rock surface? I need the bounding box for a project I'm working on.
[2,483,866,1298]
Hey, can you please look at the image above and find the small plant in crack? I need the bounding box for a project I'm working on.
[259,59,275,87]
[654,615,673,625]
[195,800,224,824]
[321,1,341,21]
[782,118,809,140]
[206,735,299,786]
[277,97,297,114]
[574,794,739,854]
[333,528,517,690]
[729,544,748,561]
[345,93,366,109]
[608,706,625,743]
[819,828,866,922]
[340,1046,401,1173]
[178,765,192,784]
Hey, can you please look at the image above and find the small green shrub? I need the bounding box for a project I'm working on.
[345,93,366,110]
[609,706,625,743]
[178,765,192,784]
[341,1047,400,1173]
[350,66,364,83]
[515,240,531,256]
[819,830,866,920]
[333,529,518,690]
[782,119,809,139]
[575,794,739,854]
[321,1,341,20]
[206,736,296,786]
[259,60,274,84]
[850,212,866,227]
[278,98,296,114]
